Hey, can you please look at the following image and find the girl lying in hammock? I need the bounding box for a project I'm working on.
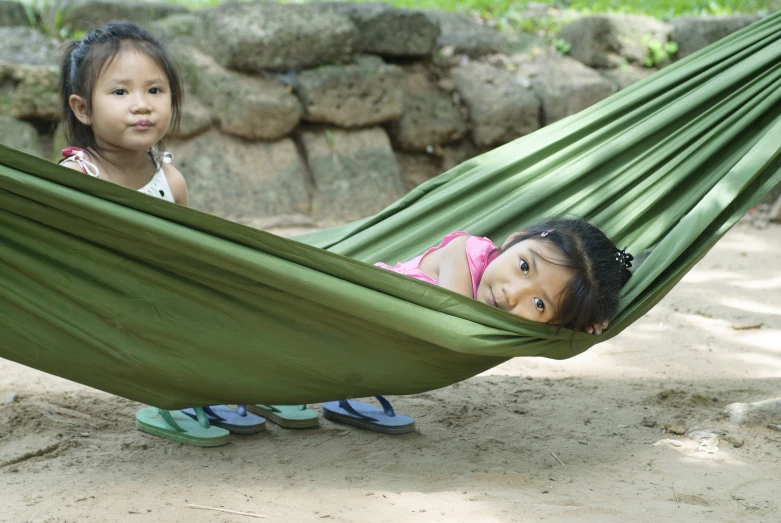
[376,218,633,334]
[323,219,633,432]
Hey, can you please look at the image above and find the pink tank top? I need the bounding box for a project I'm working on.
[375,231,498,298]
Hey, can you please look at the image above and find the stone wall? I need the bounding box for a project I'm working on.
[0,0,765,224]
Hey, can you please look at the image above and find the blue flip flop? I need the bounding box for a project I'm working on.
[182,404,266,434]
[322,396,415,434]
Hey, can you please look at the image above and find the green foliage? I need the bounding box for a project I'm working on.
[642,34,678,67]
[0,94,11,117]
[12,0,781,16]
[284,0,776,18]
[10,0,779,43]
[559,0,776,18]
[494,11,569,35]
[19,0,84,39]
[165,0,250,7]
[552,37,572,55]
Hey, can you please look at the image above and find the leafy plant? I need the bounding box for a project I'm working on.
[116,0,781,18]
[642,35,678,67]
[492,10,569,37]
[565,0,768,17]
[20,0,80,39]
[552,37,571,55]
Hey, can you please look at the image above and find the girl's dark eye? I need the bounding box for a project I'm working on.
[534,298,545,312]
[149,87,163,94]
[112,89,126,96]
[520,259,529,275]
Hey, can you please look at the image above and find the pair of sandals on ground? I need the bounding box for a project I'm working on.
[136,397,415,446]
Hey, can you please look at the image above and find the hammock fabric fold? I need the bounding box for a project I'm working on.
[1,13,781,409]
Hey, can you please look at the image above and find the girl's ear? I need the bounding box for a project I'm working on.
[69,94,91,125]
[501,230,527,249]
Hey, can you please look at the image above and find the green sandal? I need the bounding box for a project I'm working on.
[135,407,230,447]
[246,404,319,429]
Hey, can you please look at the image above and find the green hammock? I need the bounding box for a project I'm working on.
[1,13,781,410]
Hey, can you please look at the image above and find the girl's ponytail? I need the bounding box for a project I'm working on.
[59,40,80,145]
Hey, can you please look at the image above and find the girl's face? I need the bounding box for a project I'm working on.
[475,237,574,324]
[71,47,172,153]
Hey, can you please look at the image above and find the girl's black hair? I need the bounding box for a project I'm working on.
[501,218,632,332]
[60,21,183,154]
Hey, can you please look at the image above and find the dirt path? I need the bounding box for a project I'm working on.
[2,222,780,523]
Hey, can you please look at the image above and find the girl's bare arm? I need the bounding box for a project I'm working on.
[163,163,188,206]
[427,236,473,297]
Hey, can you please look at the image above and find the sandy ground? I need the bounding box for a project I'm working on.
[1,221,780,523]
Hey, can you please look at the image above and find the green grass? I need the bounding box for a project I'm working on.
[165,0,781,42]
[564,0,780,18]
[167,0,780,18]
[161,0,780,41]
[14,0,781,18]
[13,0,781,42]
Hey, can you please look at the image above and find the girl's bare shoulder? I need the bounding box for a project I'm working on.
[162,162,188,206]
[419,234,469,272]
[439,234,469,252]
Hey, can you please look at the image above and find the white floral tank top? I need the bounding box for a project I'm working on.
[59,146,175,203]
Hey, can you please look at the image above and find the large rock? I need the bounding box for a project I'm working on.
[0,63,60,120]
[558,15,671,68]
[0,91,9,116]
[425,10,508,56]
[724,398,781,426]
[47,0,188,32]
[0,64,12,116]
[0,30,59,121]
[386,67,467,152]
[296,55,404,128]
[175,48,301,141]
[395,152,442,191]
[299,127,405,221]
[327,2,440,57]
[514,52,614,125]
[453,63,539,147]
[168,130,311,220]
[0,1,27,27]
[0,116,42,157]
[395,141,478,191]
[670,16,758,59]
[148,13,198,40]
[51,123,68,162]
[505,32,550,55]
[600,65,655,92]
[171,91,211,139]
[0,27,61,65]
[195,2,358,73]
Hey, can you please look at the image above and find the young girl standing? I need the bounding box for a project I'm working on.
[58,22,266,446]
[59,22,187,204]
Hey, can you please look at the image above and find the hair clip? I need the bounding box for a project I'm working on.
[540,228,555,238]
[615,248,634,269]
